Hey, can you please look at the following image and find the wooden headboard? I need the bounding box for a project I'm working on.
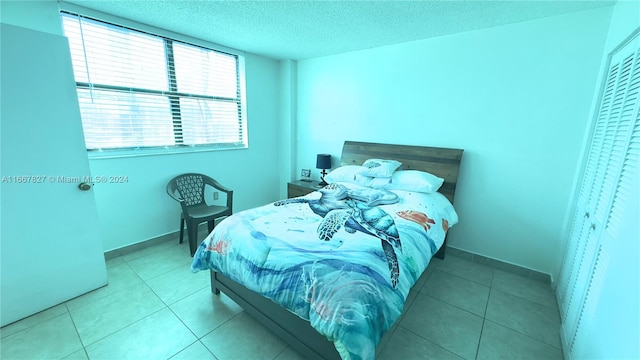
[340,141,464,203]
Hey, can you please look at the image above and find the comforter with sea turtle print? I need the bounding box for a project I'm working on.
[191,182,458,360]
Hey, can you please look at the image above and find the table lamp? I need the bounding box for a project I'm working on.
[316,154,331,186]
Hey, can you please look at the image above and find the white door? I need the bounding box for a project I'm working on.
[0,23,107,326]
[556,31,640,359]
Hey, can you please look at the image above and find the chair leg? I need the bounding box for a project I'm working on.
[179,215,185,244]
[187,220,198,257]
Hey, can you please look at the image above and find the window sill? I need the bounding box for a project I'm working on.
[87,144,248,160]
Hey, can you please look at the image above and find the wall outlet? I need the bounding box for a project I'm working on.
[213,191,219,200]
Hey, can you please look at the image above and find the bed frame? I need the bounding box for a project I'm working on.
[210,141,463,359]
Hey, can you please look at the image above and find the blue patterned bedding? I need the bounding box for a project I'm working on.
[191,183,458,360]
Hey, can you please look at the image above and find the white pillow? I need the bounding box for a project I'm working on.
[358,159,402,178]
[324,165,373,186]
[368,177,392,188]
[383,170,444,193]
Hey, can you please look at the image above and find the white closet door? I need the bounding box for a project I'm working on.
[557,32,639,359]
[556,52,618,311]
[556,57,618,313]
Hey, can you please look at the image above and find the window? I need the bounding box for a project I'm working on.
[60,12,247,154]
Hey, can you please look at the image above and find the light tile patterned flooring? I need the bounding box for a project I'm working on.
[0,238,563,359]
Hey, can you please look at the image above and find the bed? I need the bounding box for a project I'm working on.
[191,141,463,360]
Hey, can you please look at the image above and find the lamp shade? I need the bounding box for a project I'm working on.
[316,154,331,170]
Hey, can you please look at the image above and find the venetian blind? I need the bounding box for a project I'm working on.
[60,12,247,152]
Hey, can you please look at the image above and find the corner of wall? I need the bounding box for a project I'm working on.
[278,59,298,198]
[0,0,64,35]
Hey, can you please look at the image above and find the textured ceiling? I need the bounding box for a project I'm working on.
[63,0,616,60]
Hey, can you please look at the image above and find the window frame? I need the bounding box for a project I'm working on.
[59,7,248,159]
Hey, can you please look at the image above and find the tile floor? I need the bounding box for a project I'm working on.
[0,238,563,360]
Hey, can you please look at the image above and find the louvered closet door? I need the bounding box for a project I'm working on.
[557,32,639,359]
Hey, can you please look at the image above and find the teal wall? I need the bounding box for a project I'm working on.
[0,0,62,35]
[294,7,613,277]
[1,0,622,278]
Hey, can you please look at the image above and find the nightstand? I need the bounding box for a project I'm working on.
[287,180,322,198]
